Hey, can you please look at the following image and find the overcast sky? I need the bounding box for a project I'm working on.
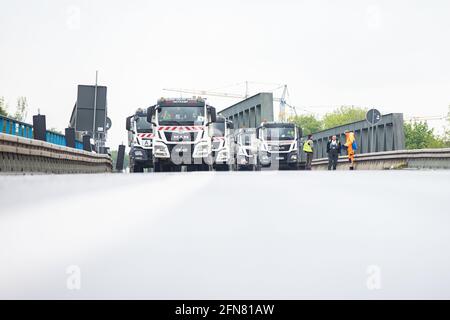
[1,0,449,147]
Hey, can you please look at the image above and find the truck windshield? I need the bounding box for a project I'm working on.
[209,122,225,137]
[158,106,205,126]
[136,116,152,133]
[263,127,295,141]
[240,134,253,146]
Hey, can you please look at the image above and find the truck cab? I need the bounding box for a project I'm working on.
[147,97,217,172]
[126,109,154,173]
[234,128,259,171]
[209,116,234,171]
[256,122,302,170]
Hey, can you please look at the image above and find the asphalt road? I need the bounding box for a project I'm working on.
[1,171,450,299]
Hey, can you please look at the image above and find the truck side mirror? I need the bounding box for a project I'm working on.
[210,107,217,123]
[297,126,303,139]
[147,107,154,124]
[126,116,132,131]
[228,122,234,130]
[256,128,260,139]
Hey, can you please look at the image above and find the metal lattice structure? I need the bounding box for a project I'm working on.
[219,93,274,129]
[306,113,405,160]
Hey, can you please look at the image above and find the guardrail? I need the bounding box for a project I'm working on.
[0,132,112,174]
[312,148,450,170]
[0,115,83,149]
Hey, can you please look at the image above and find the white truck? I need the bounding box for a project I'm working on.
[209,116,234,171]
[146,97,217,172]
[234,128,259,171]
[126,108,154,173]
[256,122,303,170]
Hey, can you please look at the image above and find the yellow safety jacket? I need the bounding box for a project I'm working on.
[303,140,313,153]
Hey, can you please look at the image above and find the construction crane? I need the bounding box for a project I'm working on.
[163,84,299,121]
[405,115,450,122]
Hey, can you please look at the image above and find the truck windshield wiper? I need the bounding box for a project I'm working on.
[160,121,183,126]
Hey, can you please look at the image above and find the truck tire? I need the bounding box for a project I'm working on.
[214,164,231,171]
[131,163,144,173]
[187,164,210,172]
[153,159,162,172]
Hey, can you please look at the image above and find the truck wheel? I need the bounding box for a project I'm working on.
[131,164,144,173]
[214,164,230,172]
[255,159,262,171]
[153,159,163,172]
[197,164,211,171]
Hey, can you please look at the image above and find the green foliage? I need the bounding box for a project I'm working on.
[49,128,63,135]
[322,106,368,130]
[288,114,323,135]
[444,106,450,147]
[288,106,368,136]
[404,121,447,150]
[13,96,28,122]
[0,96,8,116]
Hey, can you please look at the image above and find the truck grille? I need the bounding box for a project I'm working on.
[164,132,199,142]
[269,144,291,152]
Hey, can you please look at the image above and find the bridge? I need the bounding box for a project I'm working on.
[1,171,450,299]
[1,94,450,300]
[0,115,112,174]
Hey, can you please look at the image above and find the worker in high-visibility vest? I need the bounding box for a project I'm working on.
[344,130,356,170]
[303,135,314,170]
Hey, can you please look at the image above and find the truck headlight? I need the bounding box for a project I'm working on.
[134,149,144,157]
[238,157,248,165]
[260,154,271,164]
[154,144,169,157]
[194,144,209,157]
[216,150,229,162]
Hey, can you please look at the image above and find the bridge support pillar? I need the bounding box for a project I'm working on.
[32,115,46,141]
[83,135,92,152]
[65,128,76,148]
[116,145,126,172]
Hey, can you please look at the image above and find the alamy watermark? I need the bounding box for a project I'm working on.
[66,5,81,31]
[66,265,82,290]
[366,265,382,290]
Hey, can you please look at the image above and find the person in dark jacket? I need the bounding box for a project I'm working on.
[326,135,341,170]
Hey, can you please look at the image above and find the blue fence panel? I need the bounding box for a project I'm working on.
[75,141,83,150]
[0,115,34,138]
[46,131,67,147]
[1,115,82,150]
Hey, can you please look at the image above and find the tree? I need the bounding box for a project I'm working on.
[404,121,446,150]
[288,114,323,135]
[322,106,368,130]
[443,105,450,147]
[49,128,63,135]
[0,96,8,116]
[13,97,28,122]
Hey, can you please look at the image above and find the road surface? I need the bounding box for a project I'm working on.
[1,171,450,299]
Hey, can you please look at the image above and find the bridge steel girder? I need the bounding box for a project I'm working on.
[304,113,405,160]
[219,93,274,129]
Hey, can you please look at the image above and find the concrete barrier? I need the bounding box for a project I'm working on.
[312,148,450,170]
[0,133,112,174]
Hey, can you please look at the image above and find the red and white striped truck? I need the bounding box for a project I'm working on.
[147,98,217,172]
[209,116,235,171]
[126,108,155,173]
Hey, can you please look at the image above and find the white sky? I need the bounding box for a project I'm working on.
[1,0,449,147]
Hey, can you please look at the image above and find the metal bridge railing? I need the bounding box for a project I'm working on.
[0,115,83,150]
[0,115,33,139]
